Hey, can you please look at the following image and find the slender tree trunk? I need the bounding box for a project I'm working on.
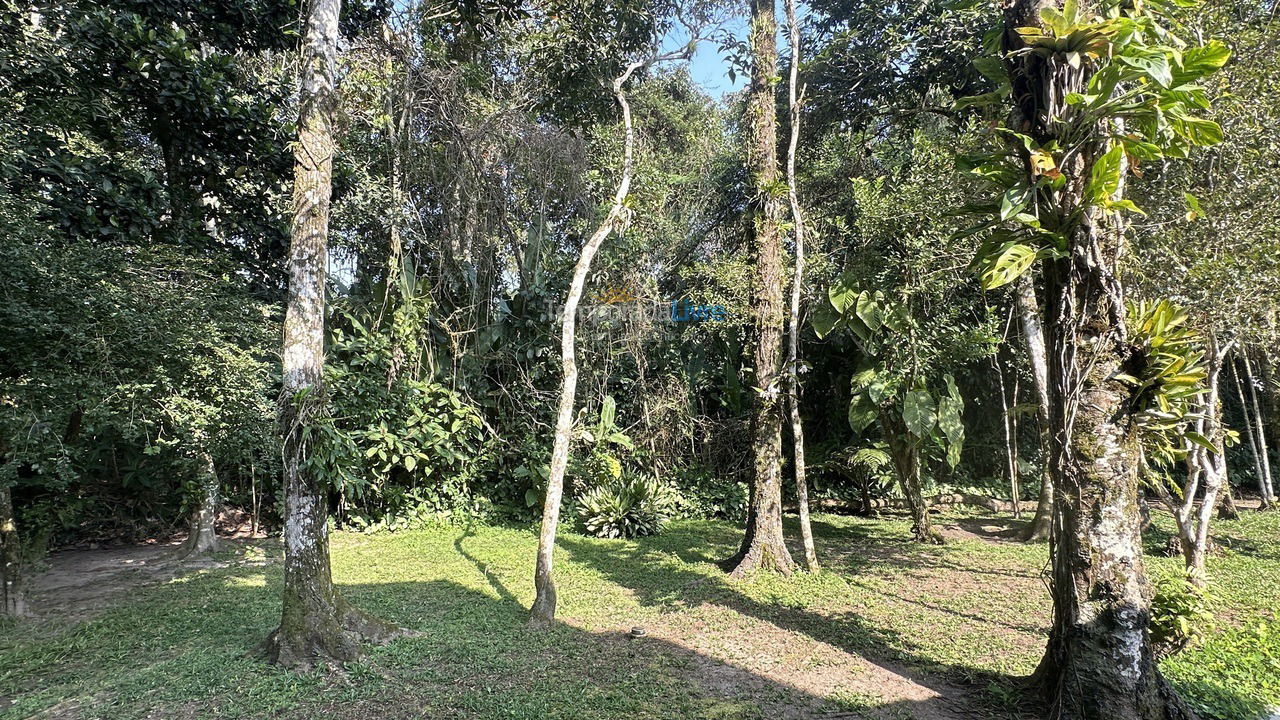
[1005,3,1194,717]
[530,55,663,624]
[266,0,398,667]
[180,451,220,557]
[725,0,796,577]
[883,413,942,545]
[1242,353,1276,508]
[1232,357,1268,506]
[1,484,28,617]
[1017,274,1054,542]
[783,0,816,572]
[995,353,1021,518]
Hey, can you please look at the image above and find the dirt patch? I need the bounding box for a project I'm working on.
[30,535,266,619]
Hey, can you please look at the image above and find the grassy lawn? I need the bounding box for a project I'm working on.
[0,509,1276,720]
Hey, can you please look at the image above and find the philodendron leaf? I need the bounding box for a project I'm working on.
[903,389,937,439]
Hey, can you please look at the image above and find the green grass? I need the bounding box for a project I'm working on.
[0,510,1276,720]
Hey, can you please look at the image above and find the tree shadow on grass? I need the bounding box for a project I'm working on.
[0,540,1015,720]
[556,530,1039,720]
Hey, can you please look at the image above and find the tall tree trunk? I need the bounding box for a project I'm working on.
[883,413,942,545]
[530,54,663,624]
[1004,2,1194,717]
[995,352,1021,518]
[266,0,398,667]
[1232,357,1268,506]
[1241,353,1276,508]
[1,484,28,617]
[725,0,796,577]
[180,451,220,557]
[1017,274,1054,542]
[783,0,816,573]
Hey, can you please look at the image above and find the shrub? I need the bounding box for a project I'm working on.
[1150,575,1214,659]
[578,475,676,539]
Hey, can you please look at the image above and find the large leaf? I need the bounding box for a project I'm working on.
[903,390,937,439]
[855,291,882,332]
[937,396,965,469]
[848,392,878,433]
[1086,143,1125,205]
[811,302,841,339]
[978,240,1040,290]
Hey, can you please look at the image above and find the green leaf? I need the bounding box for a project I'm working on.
[1000,180,1035,220]
[1086,143,1125,205]
[937,396,965,468]
[848,393,878,433]
[811,302,841,339]
[1185,432,1218,454]
[903,390,937,439]
[977,240,1040,290]
[855,291,882,332]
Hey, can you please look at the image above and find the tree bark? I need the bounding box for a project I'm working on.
[724,0,796,577]
[883,413,943,545]
[1017,274,1054,542]
[1231,357,1268,507]
[1,484,28,617]
[783,0,817,572]
[1004,2,1194,717]
[266,0,399,667]
[180,451,220,557]
[530,52,668,624]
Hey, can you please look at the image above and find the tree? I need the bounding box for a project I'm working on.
[724,0,796,577]
[1016,274,1054,542]
[529,47,692,625]
[783,0,817,572]
[961,0,1229,715]
[0,483,26,617]
[266,0,398,667]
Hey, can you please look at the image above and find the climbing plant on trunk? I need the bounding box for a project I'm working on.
[266,0,400,667]
[725,0,796,577]
[958,0,1228,716]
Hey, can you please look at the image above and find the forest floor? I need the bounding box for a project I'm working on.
[1,508,1277,720]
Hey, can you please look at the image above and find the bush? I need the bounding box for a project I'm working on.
[1150,575,1214,659]
[578,475,676,539]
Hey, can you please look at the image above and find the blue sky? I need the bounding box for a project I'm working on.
[659,17,748,99]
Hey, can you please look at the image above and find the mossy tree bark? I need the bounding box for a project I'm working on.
[266,0,399,667]
[1017,274,1054,542]
[1004,1,1195,716]
[180,451,220,557]
[882,413,942,545]
[783,0,816,573]
[725,0,796,578]
[1,484,28,617]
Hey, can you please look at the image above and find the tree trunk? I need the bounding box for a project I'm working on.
[995,352,1021,518]
[180,451,220,557]
[1017,274,1054,542]
[1241,353,1276,508]
[783,0,817,573]
[883,413,942,545]
[266,0,398,667]
[530,55,658,624]
[1217,479,1240,520]
[1232,357,1268,506]
[1,484,28,617]
[725,0,796,577]
[1004,2,1194,717]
